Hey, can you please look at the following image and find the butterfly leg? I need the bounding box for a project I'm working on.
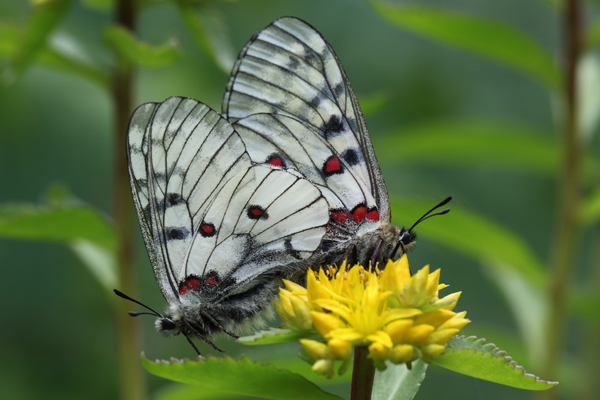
[343,244,358,266]
[181,318,224,354]
[200,310,240,339]
[370,239,383,269]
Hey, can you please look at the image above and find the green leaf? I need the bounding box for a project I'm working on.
[177,3,236,74]
[69,239,117,290]
[0,24,110,89]
[103,25,182,67]
[433,336,558,390]
[0,202,117,290]
[370,2,561,90]
[578,54,600,140]
[3,0,75,83]
[142,355,343,400]
[374,120,567,176]
[81,0,114,12]
[482,264,549,369]
[586,17,600,49]
[0,203,116,249]
[389,198,546,286]
[238,328,314,345]
[372,359,427,400]
[153,383,230,400]
[581,187,600,226]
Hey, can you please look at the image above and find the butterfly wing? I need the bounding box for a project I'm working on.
[223,17,391,230]
[127,97,252,304]
[127,96,329,308]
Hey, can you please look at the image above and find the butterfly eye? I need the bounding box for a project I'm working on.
[400,230,416,247]
[159,317,178,333]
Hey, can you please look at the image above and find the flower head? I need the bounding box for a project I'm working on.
[274,255,470,375]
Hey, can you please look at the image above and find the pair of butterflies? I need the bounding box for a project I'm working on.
[116,17,450,354]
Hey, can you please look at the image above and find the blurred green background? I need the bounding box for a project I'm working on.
[0,0,598,399]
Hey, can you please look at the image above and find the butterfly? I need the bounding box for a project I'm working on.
[115,17,450,355]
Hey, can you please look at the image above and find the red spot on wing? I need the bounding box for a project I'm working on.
[247,205,268,220]
[267,155,283,167]
[200,222,216,237]
[205,276,218,287]
[331,209,350,225]
[179,286,188,296]
[352,205,367,224]
[187,278,200,291]
[323,155,342,176]
[366,208,380,221]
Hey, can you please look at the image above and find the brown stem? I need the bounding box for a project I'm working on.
[542,0,582,398]
[350,346,375,400]
[113,1,144,399]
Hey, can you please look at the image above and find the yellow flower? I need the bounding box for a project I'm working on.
[274,255,470,376]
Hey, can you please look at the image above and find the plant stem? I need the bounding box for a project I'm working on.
[350,346,376,400]
[113,1,144,399]
[543,0,582,397]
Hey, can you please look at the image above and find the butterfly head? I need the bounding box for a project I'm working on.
[392,197,452,259]
[155,304,183,337]
[397,228,418,254]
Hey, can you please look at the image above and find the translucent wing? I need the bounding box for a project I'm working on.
[128,97,251,303]
[127,96,329,304]
[185,165,328,300]
[223,17,391,229]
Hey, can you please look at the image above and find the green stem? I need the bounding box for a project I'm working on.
[543,0,582,397]
[350,346,376,400]
[113,1,143,399]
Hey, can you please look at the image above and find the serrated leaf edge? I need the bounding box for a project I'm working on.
[444,336,559,385]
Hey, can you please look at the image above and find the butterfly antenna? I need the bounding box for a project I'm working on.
[113,289,163,318]
[408,196,452,234]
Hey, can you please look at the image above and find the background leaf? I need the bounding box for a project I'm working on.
[0,24,109,89]
[177,3,236,74]
[433,336,558,390]
[0,203,117,290]
[483,264,549,370]
[0,203,116,249]
[238,328,313,346]
[3,0,74,83]
[142,356,343,400]
[373,120,574,177]
[103,25,182,67]
[372,359,427,400]
[390,198,547,286]
[370,2,561,89]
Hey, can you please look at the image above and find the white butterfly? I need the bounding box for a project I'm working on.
[116,17,450,354]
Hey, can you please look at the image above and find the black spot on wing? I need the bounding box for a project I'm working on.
[153,172,167,183]
[322,115,344,139]
[341,148,362,166]
[199,222,216,237]
[334,82,345,97]
[287,55,300,70]
[309,95,323,107]
[247,205,269,220]
[284,237,302,260]
[165,227,190,240]
[166,193,185,207]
